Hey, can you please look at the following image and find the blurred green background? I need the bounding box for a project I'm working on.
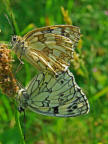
[0,0,108,144]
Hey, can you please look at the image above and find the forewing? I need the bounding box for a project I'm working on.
[25,33,74,74]
[24,25,80,49]
[26,70,90,117]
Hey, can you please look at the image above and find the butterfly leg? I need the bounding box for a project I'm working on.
[15,56,24,74]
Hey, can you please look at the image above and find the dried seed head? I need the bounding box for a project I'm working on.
[0,43,19,97]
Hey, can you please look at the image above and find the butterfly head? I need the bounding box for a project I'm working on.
[11,35,26,57]
[12,35,17,42]
[17,88,29,113]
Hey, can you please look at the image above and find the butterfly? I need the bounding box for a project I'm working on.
[11,25,80,75]
[17,70,89,117]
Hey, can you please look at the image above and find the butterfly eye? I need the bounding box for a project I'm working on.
[12,36,17,42]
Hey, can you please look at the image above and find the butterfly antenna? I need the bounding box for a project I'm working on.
[4,14,16,35]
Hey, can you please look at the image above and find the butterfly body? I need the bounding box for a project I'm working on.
[11,25,80,75]
[17,70,89,117]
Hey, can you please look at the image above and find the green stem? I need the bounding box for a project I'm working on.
[15,107,25,144]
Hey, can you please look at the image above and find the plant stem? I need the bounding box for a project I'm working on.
[15,107,25,144]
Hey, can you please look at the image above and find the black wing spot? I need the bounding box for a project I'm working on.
[60,80,64,84]
[68,105,77,113]
[53,106,59,114]
[68,104,78,110]
[68,109,73,112]
[73,105,78,109]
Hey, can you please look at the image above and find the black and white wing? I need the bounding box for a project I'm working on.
[20,70,89,117]
[23,25,80,74]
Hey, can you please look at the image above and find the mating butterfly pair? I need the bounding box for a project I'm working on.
[12,25,90,117]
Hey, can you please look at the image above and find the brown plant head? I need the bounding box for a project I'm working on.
[0,43,19,97]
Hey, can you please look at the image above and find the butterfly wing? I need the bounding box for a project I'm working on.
[25,70,89,117]
[24,25,80,49]
[23,25,80,74]
[25,33,73,74]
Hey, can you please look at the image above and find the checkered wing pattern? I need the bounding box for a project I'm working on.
[12,25,80,75]
[18,70,89,117]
